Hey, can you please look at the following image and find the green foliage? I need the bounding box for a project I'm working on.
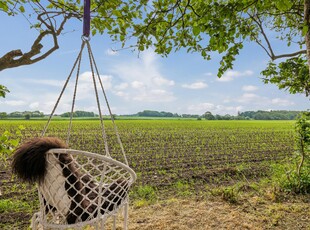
[24,114,30,120]
[204,111,215,120]
[210,186,239,204]
[2,1,308,96]
[275,0,294,11]
[137,110,179,118]
[7,111,44,118]
[296,111,310,147]
[0,112,7,119]
[0,198,31,213]
[271,162,310,194]
[174,180,192,196]
[262,57,310,97]
[272,112,310,193]
[0,125,24,164]
[131,185,157,207]
[60,110,96,117]
[0,85,10,98]
[221,187,239,204]
[239,110,303,120]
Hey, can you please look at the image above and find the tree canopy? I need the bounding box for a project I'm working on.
[0,0,309,96]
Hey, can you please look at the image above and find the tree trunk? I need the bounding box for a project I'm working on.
[304,0,310,77]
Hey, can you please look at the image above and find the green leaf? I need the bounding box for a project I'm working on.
[0,85,10,98]
[9,139,19,147]
[275,0,293,11]
[19,5,25,13]
[0,1,9,12]
[193,26,200,36]
[302,25,308,36]
[113,10,122,18]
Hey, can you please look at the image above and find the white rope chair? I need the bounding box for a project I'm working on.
[28,18,137,228]
[31,149,136,229]
[9,2,136,229]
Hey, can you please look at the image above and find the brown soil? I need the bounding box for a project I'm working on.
[1,165,309,230]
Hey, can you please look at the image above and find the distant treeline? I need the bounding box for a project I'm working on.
[0,110,98,119]
[238,110,302,120]
[0,109,306,120]
[132,110,305,120]
[203,110,304,120]
[134,110,200,118]
[0,111,44,119]
[60,111,97,117]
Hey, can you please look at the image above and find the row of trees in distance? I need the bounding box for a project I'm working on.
[0,110,96,119]
[0,110,305,120]
[0,111,44,119]
[133,110,304,120]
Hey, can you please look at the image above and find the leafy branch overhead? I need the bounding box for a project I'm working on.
[0,85,10,98]
[0,0,309,96]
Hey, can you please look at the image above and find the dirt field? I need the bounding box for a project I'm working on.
[128,196,310,230]
[1,168,309,230]
[1,120,309,229]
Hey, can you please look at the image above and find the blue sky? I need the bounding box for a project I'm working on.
[0,11,309,115]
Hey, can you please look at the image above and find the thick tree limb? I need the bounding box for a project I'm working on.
[0,11,72,71]
[304,0,310,71]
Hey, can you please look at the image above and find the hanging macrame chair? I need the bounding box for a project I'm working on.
[30,1,136,229]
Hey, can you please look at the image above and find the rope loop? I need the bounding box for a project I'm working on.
[82,35,91,42]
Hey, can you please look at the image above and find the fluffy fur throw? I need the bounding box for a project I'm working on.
[12,137,128,224]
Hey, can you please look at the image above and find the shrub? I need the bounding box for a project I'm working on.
[272,112,310,193]
[131,185,157,202]
[0,125,24,165]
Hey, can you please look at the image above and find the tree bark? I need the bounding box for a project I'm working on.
[304,0,310,77]
[0,11,72,71]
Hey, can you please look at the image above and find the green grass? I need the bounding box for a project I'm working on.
[130,185,158,207]
[0,199,32,213]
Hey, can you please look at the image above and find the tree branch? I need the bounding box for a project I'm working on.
[248,12,307,60]
[0,11,72,71]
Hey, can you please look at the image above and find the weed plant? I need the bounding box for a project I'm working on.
[272,112,310,194]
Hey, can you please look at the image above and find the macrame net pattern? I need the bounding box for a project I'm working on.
[29,25,136,228]
[31,149,136,229]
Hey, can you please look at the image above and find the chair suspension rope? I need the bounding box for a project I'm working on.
[86,40,111,157]
[87,42,129,165]
[67,41,84,145]
[41,41,86,137]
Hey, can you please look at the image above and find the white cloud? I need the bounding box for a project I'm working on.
[217,70,254,82]
[236,93,261,103]
[152,76,175,86]
[77,72,112,98]
[3,100,26,106]
[109,49,175,103]
[133,89,176,102]
[114,83,128,90]
[105,48,118,56]
[204,72,213,76]
[234,93,295,108]
[131,81,145,89]
[79,72,112,89]
[29,102,39,109]
[242,85,258,92]
[182,81,208,89]
[24,79,64,87]
[114,91,129,99]
[187,102,243,115]
[20,72,113,114]
[271,98,295,106]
